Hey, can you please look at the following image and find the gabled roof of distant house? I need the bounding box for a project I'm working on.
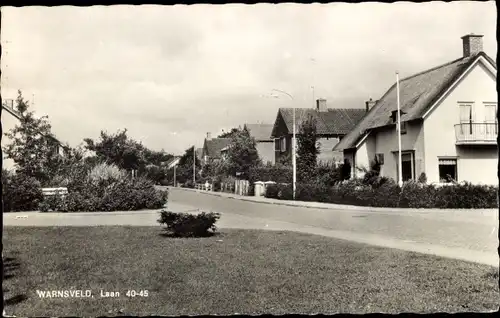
[203,138,232,158]
[271,107,367,138]
[244,123,274,141]
[163,156,181,169]
[334,51,497,151]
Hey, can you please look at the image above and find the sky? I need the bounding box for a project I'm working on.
[1,2,497,155]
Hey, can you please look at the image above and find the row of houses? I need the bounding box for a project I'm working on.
[194,33,498,185]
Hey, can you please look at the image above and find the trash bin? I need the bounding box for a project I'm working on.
[263,181,276,197]
[254,181,264,197]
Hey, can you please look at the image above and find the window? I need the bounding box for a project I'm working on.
[459,103,473,135]
[484,103,498,135]
[274,138,280,151]
[280,137,287,152]
[375,153,384,165]
[395,151,414,181]
[400,122,407,135]
[438,158,457,183]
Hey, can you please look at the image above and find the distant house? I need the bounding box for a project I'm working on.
[2,99,69,170]
[334,34,497,185]
[244,123,275,165]
[163,156,181,170]
[270,99,366,164]
[201,133,232,164]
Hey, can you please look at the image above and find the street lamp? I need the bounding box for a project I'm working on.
[271,89,296,200]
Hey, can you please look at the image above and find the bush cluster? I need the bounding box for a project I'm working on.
[158,210,220,237]
[265,177,498,209]
[2,170,44,212]
[38,163,168,212]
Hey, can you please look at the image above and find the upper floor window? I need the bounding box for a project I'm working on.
[280,137,287,152]
[458,103,473,135]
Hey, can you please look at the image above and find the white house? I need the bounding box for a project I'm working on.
[334,34,497,185]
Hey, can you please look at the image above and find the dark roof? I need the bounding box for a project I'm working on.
[203,138,232,158]
[334,52,497,151]
[271,107,367,137]
[244,123,274,141]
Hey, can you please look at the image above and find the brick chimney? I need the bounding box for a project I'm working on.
[461,33,483,58]
[206,132,211,140]
[316,98,327,112]
[365,98,377,112]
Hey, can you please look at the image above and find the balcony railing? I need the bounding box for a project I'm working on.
[454,123,498,145]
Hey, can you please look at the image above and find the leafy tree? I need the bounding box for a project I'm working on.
[83,129,146,171]
[143,148,173,167]
[224,127,261,179]
[175,146,202,185]
[3,90,64,185]
[296,115,320,182]
[218,127,241,138]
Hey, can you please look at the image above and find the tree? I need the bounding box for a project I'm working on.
[3,90,64,185]
[176,146,202,185]
[296,115,320,182]
[83,129,146,171]
[143,148,173,167]
[224,127,261,179]
[218,127,241,138]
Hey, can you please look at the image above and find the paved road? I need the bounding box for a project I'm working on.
[4,188,499,267]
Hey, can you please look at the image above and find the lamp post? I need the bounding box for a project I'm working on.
[271,89,296,200]
[396,72,403,188]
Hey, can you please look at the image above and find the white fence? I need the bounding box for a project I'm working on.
[41,187,68,197]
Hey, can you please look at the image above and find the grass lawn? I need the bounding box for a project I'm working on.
[3,226,499,316]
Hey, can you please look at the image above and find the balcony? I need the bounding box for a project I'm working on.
[454,123,498,145]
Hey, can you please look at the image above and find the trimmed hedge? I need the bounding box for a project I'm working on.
[2,170,44,212]
[158,210,220,237]
[265,178,498,209]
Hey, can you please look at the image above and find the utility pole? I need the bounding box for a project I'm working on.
[271,89,296,200]
[192,146,196,185]
[173,164,177,187]
[396,72,403,188]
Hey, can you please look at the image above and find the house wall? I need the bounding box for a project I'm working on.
[317,137,342,163]
[353,121,425,181]
[256,141,275,165]
[423,61,497,185]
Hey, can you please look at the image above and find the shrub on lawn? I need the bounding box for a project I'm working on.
[40,175,168,212]
[2,170,44,212]
[39,192,69,212]
[87,162,128,186]
[158,210,221,237]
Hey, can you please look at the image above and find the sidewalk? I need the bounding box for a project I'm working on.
[167,186,498,216]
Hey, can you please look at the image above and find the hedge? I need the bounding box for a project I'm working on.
[265,178,498,209]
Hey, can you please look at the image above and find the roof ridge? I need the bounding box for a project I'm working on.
[399,55,469,82]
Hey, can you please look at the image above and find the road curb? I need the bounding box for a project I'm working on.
[167,186,497,214]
